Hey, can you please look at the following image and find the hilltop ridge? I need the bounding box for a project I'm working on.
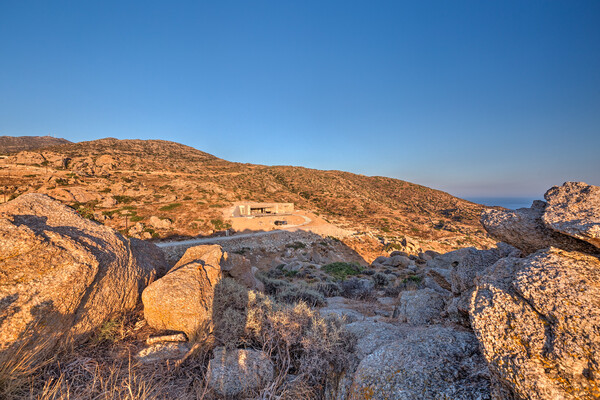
[0,135,71,154]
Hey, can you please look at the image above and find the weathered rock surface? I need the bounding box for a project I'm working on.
[481,200,597,255]
[221,252,263,291]
[207,347,274,397]
[543,182,600,249]
[142,245,222,339]
[0,194,166,356]
[148,215,172,230]
[396,288,445,325]
[347,326,490,400]
[136,342,190,364]
[471,248,600,399]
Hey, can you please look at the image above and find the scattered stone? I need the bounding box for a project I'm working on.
[136,342,190,364]
[148,215,172,230]
[146,333,187,345]
[207,347,274,397]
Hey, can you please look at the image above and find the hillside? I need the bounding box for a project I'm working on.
[0,135,71,154]
[0,138,495,255]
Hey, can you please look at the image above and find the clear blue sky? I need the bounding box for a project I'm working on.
[1,1,599,198]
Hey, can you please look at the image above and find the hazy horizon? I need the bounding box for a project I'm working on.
[1,1,598,198]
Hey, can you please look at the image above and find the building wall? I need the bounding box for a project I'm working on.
[233,202,294,217]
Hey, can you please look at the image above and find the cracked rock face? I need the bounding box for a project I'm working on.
[0,194,166,357]
[543,182,600,250]
[347,326,490,400]
[470,248,600,399]
[142,245,223,340]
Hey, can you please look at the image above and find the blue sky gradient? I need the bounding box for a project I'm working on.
[1,1,598,197]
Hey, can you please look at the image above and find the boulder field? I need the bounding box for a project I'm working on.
[1,181,599,399]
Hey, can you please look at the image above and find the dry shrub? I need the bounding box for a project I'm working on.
[257,274,326,307]
[310,280,341,297]
[213,279,355,398]
[276,284,325,307]
[340,277,376,300]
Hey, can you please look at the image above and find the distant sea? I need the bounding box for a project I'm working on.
[465,197,542,210]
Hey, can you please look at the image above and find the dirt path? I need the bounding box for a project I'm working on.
[157,214,312,248]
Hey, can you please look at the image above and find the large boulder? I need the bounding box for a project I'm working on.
[543,182,600,250]
[471,248,600,399]
[481,200,597,255]
[448,243,518,295]
[207,347,274,397]
[142,245,223,339]
[396,288,445,325]
[0,194,166,357]
[347,326,490,400]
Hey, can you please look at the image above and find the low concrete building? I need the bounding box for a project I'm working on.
[233,202,294,217]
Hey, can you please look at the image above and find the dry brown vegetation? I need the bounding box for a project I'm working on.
[1,279,355,400]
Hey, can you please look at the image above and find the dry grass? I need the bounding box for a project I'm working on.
[3,281,355,400]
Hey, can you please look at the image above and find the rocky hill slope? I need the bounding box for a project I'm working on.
[0,138,494,255]
[0,135,71,154]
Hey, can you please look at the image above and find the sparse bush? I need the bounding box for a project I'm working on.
[257,274,292,295]
[257,274,326,307]
[276,284,325,307]
[158,203,181,211]
[113,195,135,204]
[399,275,424,291]
[340,277,376,300]
[322,262,363,280]
[372,272,391,288]
[210,280,355,397]
[210,218,231,230]
[311,281,342,297]
[384,285,402,297]
[285,241,306,250]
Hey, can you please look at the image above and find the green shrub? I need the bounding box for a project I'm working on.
[158,203,181,211]
[285,241,306,250]
[113,195,135,204]
[210,218,231,230]
[322,262,363,280]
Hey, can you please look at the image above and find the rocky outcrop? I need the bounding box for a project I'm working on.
[471,182,600,399]
[207,347,274,397]
[471,248,600,399]
[543,182,600,249]
[346,326,490,400]
[396,288,445,325]
[142,245,223,339]
[222,252,263,291]
[481,189,599,255]
[0,194,166,357]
